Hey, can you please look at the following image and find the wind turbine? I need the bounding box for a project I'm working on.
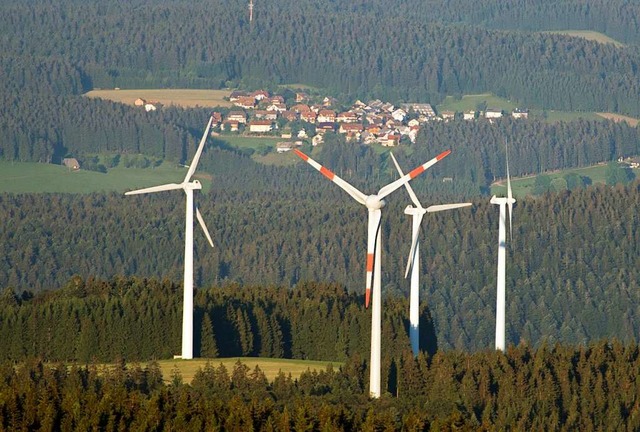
[293,148,450,398]
[490,141,516,351]
[125,117,215,360]
[389,152,471,356]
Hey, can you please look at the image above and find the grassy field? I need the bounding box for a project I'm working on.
[85,89,233,108]
[147,357,342,383]
[488,163,637,197]
[436,93,519,113]
[217,135,284,151]
[0,161,212,194]
[543,30,625,47]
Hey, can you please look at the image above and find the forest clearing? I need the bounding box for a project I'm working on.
[85,89,233,108]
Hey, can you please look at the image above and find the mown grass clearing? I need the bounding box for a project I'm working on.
[543,30,625,47]
[0,161,212,194]
[85,89,233,108]
[216,135,284,151]
[489,163,636,197]
[149,357,342,383]
[437,93,519,113]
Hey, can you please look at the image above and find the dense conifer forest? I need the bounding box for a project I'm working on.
[2,174,639,351]
[2,341,640,430]
[2,1,640,427]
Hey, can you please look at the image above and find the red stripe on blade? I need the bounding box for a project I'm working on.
[320,166,335,180]
[366,253,374,271]
[365,288,371,309]
[293,149,309,161]
[409,165,425,179]
[436,150,451,160]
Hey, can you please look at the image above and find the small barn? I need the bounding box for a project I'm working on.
[63,158,80,170]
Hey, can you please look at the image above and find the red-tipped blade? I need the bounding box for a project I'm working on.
[377,150,451,200]
[365,209,382,308]
[293,149,367,205]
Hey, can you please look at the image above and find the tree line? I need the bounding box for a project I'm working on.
[1,340,640,430]
[0,278,431,363]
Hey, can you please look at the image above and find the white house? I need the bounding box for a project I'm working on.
[485,109,503,119]
[391,109,407,122]
[249,120,272,133]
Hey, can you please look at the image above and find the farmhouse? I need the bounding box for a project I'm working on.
[512,108,529,119]
[248,120,273,133]
[276,142,295,153]
[317,110,336,123]
[227,111,247,124]
[222,120,240,132]
[235,96,256,109]
[485,108,503,119]
[339,123,363,134]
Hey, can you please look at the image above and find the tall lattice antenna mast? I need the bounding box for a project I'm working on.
[249,0,254,23]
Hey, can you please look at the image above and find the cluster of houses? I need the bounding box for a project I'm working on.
[135,89,530,152]
[215,90,531,151]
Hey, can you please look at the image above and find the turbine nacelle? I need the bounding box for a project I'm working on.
[366,195,386,210]
[490,195,516,206]
[183,180,202,191]
[404,205,427,216]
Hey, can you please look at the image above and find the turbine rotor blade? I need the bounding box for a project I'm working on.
[377,150,451,200]
[125,183,183,195]
[405,213,424,279]
[505,139,514,241]
[294,149,367,205]
[184,116,214,183]
[365,209,382,308]
[389,152,423,209]
[196,206,214,248]
[426,203,472,212]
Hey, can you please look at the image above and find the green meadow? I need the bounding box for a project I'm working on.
[0,161,212,194]
[437,93,605,123]
[489,164,635,197]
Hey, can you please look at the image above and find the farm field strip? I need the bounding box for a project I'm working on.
[85,89,233,108]
[129,357,342,383]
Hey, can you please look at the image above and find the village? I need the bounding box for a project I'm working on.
[135,89,530,154]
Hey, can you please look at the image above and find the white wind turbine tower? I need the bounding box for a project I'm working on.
[125,117,215,360]
[490,141,516,351]
[389,152,471,357]
[294,148,451,398]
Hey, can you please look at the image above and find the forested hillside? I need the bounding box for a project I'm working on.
[2,165,638,351]
[2,0,640,170]
[414,0,640,45]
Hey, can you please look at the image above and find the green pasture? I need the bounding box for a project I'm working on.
[0,161,212,194]
[538,110,602,123]
[437,93,609,123]
[152,357,342,383]
[216,135,283,151]
[490,164,618,197]
[437,93,519,113]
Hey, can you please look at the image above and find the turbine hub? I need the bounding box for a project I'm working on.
[184,180,202,190]
[366,195,385,209]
